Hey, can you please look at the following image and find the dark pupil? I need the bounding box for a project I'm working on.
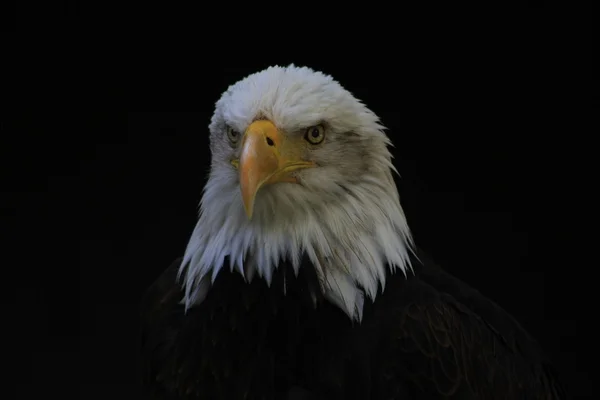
[311,128,320,138]
[231,130,237,136]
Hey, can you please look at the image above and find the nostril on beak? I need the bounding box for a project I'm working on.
[266,137,275,147]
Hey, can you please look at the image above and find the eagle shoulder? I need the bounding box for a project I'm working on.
[375,252,567,399]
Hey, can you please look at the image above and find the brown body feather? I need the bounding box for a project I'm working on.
[140,249,566,399]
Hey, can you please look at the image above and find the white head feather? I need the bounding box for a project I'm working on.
[179,65,414,321]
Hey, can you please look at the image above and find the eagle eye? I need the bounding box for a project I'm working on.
[304,125,325,145]
[227,126,241,144]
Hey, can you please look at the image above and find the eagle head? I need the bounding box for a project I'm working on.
[180,65,413,321]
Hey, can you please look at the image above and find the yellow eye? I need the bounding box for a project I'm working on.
[227,126,240,144]
[304,125,325,145]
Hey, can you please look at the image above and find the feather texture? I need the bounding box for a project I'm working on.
[178,65,413,321]
[141,249,567,399]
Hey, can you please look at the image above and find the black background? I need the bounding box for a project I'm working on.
[5,1,592,399]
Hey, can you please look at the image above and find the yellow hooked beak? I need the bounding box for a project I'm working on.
[231,120,315,219]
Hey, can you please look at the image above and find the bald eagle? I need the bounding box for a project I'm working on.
[140,66,566,399]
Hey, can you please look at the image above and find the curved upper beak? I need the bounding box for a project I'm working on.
[232,120,315,219]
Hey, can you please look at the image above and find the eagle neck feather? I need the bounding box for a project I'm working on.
[180,169,413,322]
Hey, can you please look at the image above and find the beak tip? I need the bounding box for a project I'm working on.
[243,200,254,220]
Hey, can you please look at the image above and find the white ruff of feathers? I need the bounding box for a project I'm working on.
[179,65,414,322]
